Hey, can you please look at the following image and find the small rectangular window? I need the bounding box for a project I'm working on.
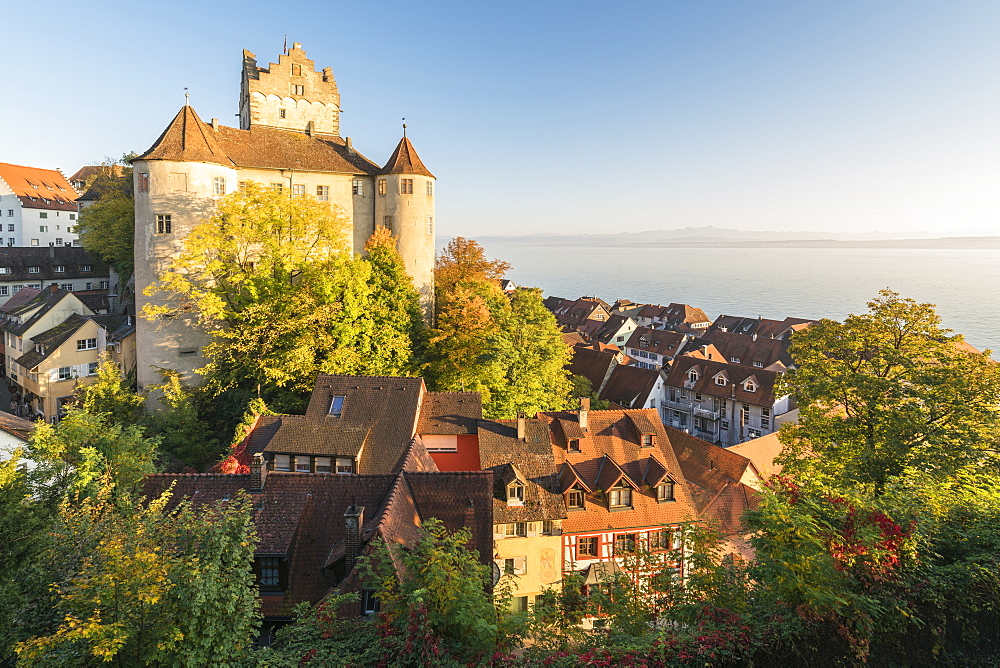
[0,287,7,296]
[292,84,305,95]
[80,264,92,272]
[294,456,311,473]
[6,210,12,216]
[568,438,580,452]
[329,395,345,416]
[352,179,364,196]
[39,225,47,232]
[377,179,386,196]
[213,177,226,195]
[55,238,63,246]
[60,283,73,291]
[427,216,433,234]
[259,557,281,587]
[362,590,380,615]
[641,433,654,448]
[238,181,250,191]
[85,282,92,290]
[291,64,302,76]
[156,215,172,234]
[315,456,332,473]
[577,536,598,557]
[137,172,149,192]
[567,488,585,509]
[426,181,433,196]
[54,265,65,273]
[336,458,353,474]
[273,454,291,471]
[30,239,38,246]
[39,213,48,220]
[290,184,305,197]
[279,109,286,118]
[28,266,39,274]
[6,224,12,232]
[87,362,98,376]
[382,215,393,229]
[657,481,675,502]
[400,178,413,194]
[609,488,632,508]
[100,280,109,290]
[269,183,283,192]
[58,366,72,381]
[316,185,329,201]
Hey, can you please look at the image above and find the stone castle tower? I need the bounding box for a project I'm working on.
[132,43,436,391]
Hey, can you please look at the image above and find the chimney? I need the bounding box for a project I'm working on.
[49,283,59,294]
[249,453,267,492]
[211,118,220,131]
[579,397,590,432]
[752,332,758,341]
[517,411,526,440]
[305,120,315,137]
[344,503,365,573]
[345,137,354,153]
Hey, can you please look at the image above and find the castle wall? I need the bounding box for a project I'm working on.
[375,174,436,312]
[133,159,237,390]
[240,44,341,135]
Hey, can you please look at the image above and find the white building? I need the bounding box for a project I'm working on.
[0,163,80,248]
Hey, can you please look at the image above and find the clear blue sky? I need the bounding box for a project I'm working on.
[4,0,1000,238]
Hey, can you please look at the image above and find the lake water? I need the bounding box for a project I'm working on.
[477,245,1000,355]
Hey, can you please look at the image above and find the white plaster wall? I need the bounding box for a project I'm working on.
[376,174,436,313]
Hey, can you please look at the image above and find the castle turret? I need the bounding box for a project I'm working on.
[240,42,341,135]
[375,132,436,315]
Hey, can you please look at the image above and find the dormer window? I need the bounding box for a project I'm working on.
[608,487,632,508]
[329,395,346,416]
[567,487,585,510]
[687,369,699,383]
[731,356,741,363]
[641,434,655,448]
[336,458,353,474]
[743,380,757,393]
[568,438,580,452]
[656,481,675,502]
[714,374,727,386]
[507,481,525,505]
[753,361,764,368]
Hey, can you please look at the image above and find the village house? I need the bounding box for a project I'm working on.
[598,364,665,416]
[661,355,794,447]
[479,415,566,612]
[1,287,136,421]
[635,303,711,332]
[623,327,689,370]
[544,296,613,332]
[143,465,493,643]
[0,247,111,299]
[543,401,697,626]
[708,314,815,340]
[567,344,627,397]
[0,162,80,248]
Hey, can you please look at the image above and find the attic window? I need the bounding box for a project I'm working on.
[507,481,525,506]
[608,487,632,508]
[336,458,353,474]
[257,557,283,589]
[731,356,741,363]
[568,438,580,452]
[329,395,346,416]
[641,434,655,448]
[687,369,699,383]
[714,374,726,386]
[273,454,291,471]
[567,487,585,510]
[743,380,757,393]
[291,63,302,76]
[753,361,764,368]
[656,481,675,502]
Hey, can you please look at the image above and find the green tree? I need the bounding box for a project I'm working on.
[360,518,498,664]
[145,370,221,470]
[15,487,260,666]
[27,408,159,502]
[779,289,1000,491]
[74,357,145,428]
[144,185,427,416]
[569,374,610,409]
[75,155,136,277]
[428,238,572,418]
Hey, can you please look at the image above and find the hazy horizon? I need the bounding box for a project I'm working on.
[3,1,1000,239]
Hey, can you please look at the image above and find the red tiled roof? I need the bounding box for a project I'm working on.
[664,355,779,407]
[544,409,697,532]
[666,426,756,511]
[0,162,78,210]
[598,364,661,409]
[380,136,434,177]
[729,432,784,478]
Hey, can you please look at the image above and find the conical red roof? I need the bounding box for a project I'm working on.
[379,136,434,177]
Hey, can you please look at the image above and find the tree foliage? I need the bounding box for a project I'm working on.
[428,237,572,418]
[75,155,136,276]
[779,289,1000,490]
[145,369,221,471]
[144,184,427,414]
[15,488,259,666]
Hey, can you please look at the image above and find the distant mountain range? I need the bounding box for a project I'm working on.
[476,226,1000,249]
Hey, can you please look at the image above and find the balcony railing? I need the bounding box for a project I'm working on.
[692,406,721,420]
[661,399,691,411]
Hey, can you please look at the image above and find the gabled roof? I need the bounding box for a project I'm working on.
[2,289,90,338]
[598,364,660,409]
[682,329,793,369]
[567,346,619,394]
[0,247,110,284]
[558,461,593,493]
[379,136,434,177]
[416,391,481,435]
[667,426,759,511]
[0,162,78,210]
[246,375,426,474]
[0,288,41,314]
[0,411,35,441]
[544,408,697,531]
[665,355,779,406]
[623,327,686,357]
[139,106,381,175]
[729,432,784,478]
[15,313,89,370]
[141,469,493,618]
[478,418,566,523]
[594,454,637,492]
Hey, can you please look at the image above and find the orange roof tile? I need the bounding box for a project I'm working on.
[380,136,434,177]
[0,162,78,210]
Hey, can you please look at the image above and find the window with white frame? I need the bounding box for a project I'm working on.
[377,179,386,195]
[336,458,353,474]
[687,369,698,383]
[54,265,64,272]
[294,456,311,473]
[291,184,306,197]
[316,185,329,201]
[315,457,332,473]
[657,481,675,502]
[351,179,364,196]
[400,178,413,194]
[426,181,433,196]
[28,266,39,274]
[608,487,632,508]
[213,177,226,195]
[273,454,291,471]
[503,556,527,575]
[156,215,172,234]
[58,366,73,381]
[714,374,726,386]
[507,481,524,505]
[744,380,756,392]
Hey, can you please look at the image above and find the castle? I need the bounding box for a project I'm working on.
[132,43,436,390]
